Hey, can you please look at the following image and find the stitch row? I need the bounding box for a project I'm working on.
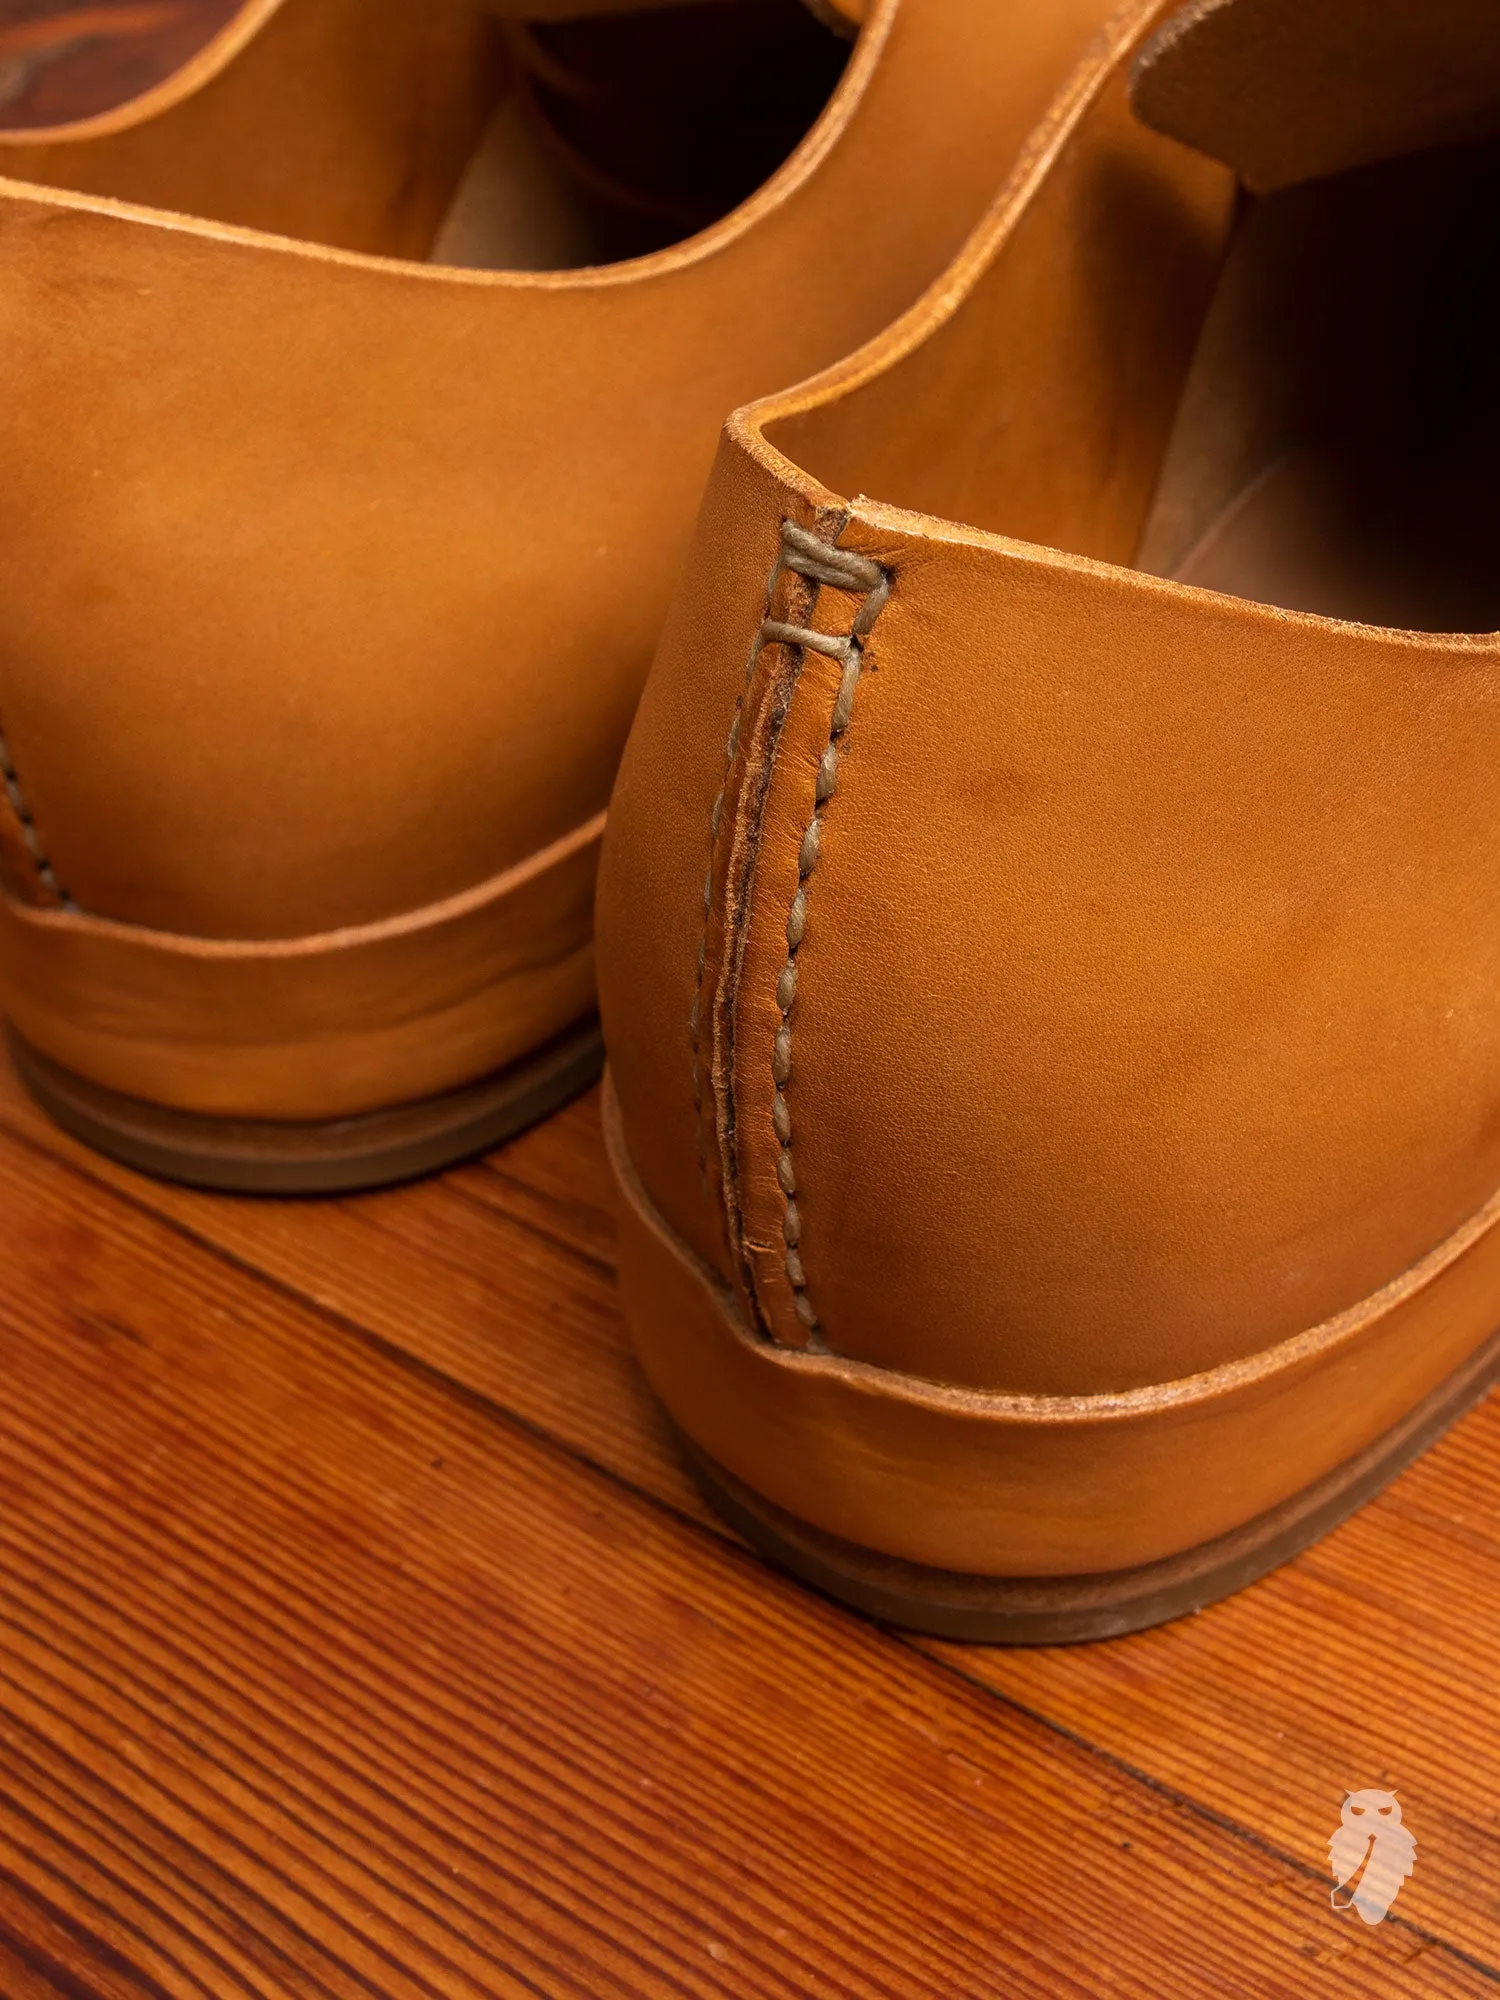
[689,520,872,1139]
[769,541,890,1336]
[690,541,788,1143]
[0,725,63,902]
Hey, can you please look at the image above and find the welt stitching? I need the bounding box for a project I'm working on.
[0,720,65,903]
[769,525,891,1338]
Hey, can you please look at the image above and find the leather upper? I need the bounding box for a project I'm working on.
[0,0,502,255]
[0,0,1118,954]
[599,0,1500,1399]
[1131,0,1500,193]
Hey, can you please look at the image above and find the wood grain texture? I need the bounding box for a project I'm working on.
[0,0,241,129]
[2,1051,1499,1995]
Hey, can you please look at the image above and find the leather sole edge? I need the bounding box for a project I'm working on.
[7,1016,603,1194]
[676,1333,1500,1641]
[605,1072,1500,1614]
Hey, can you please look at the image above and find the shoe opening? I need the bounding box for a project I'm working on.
[439,1,851,270]
[1134,142,1500,634]
[760,4,1500,637]
[0,0,850,271]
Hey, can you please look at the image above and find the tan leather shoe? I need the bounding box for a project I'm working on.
[0,0,1116,1191]
[598,0,1500,1640]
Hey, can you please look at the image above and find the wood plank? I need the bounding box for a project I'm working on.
[0,1064,706,1525]
[2,1126,1468,1998]
[941,1408,1500,1964]
[6,1054,1500,1982]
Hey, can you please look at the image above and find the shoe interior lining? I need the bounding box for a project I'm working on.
[760,59,1239,582]
[1136,143,1500,634]
[764,53,1500,637]
[451,2,849,270]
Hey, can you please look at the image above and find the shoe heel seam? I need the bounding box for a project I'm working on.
[0,715,66,908]
[693,514,891,1349]
[767,526,890,1341]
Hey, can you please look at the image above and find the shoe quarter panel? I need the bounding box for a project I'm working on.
[771,520,1500,1396]
[0,0,503,258]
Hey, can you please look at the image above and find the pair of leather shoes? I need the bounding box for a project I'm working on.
[7,0,1500,1639]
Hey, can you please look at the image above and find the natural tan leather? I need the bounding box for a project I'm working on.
[1131,0,1500,193]
[0,0,503,254]
[0,816,601,1122]
[598,0,1500,1574]
[606,1079,1500,1574]
[0,0,1120,1121]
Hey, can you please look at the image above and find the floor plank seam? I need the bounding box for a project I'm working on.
[0,1100,620,1290]
[440,1171,618,1281]
[10,1116,1500,1983]
[925,1652,1500,1983]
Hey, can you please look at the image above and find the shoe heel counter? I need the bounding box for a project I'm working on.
[598,423,848,1289]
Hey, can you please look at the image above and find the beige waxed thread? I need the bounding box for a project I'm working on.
[690,520,883,1161]
[0,723,65,904]
[770,532,890,1338]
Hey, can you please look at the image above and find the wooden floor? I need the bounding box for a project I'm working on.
[2,1044,1500,1999]
[5,3,1500,1994]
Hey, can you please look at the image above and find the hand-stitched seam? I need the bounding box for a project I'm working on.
[690,517,892,1345]
[768,527,890,1338]
[690,535,790,1174]
[692,525,892,1141]
[691,520,861,1172]
[700,545,823,1347]
[0,719,66,904]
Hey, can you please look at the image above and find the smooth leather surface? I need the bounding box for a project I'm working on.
[0,0,1121,1118]
[1131,0,1500,194]
[0,815,601,1122]
[602,1,1236,1312]
[0,0,503,253]
[608,1077,1500,1575]
[597,0,1500,1565]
